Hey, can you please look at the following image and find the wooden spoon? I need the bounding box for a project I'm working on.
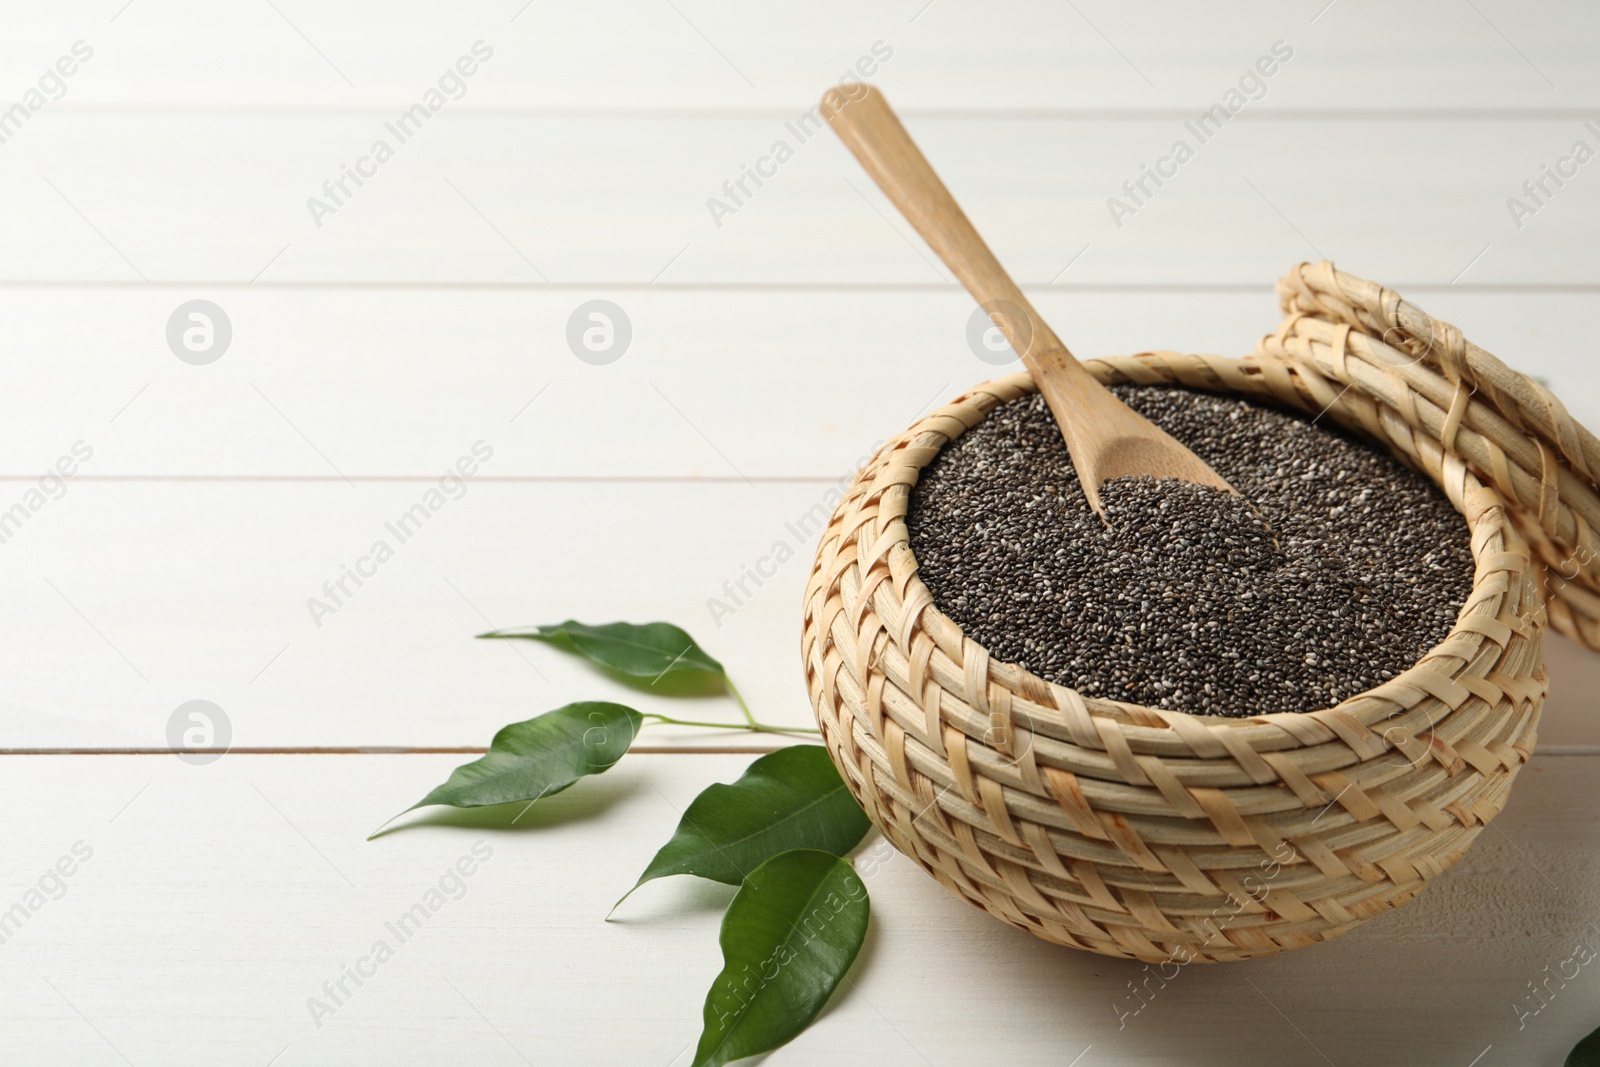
[823,84,1238,516]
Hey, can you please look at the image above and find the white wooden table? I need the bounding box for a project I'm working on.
[6,2,1600,1063]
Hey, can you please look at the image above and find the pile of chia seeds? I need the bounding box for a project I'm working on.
[906,386,1475,717]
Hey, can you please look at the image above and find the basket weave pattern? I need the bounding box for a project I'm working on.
[801,263,1556,962]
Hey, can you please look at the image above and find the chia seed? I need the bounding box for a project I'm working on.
[906,386,1475,717]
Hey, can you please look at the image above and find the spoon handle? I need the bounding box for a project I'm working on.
[823,85,1079,381]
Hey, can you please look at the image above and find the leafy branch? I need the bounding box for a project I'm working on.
[373,620,870,1063]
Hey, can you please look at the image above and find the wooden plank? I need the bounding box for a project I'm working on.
[0,480,828,748]
[1,288,1596,480]
[7,0,1596,110]
[4,478,1600,749]
[0,114,1596,284]
[2,751,1597,1064]
[0,479,851,748]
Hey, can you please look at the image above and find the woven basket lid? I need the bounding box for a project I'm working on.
[1264,261,1600,652]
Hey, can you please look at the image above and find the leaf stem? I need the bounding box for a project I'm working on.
[723,677,758,728]
[641,713,819,737]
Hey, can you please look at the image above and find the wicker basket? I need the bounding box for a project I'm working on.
[800,261,1600,963]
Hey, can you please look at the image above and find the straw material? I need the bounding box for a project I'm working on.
[801,262,1566,962]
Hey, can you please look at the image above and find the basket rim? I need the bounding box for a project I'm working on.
[871,360,1531,741]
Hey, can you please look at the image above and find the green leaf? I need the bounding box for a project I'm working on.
[692,849,869,1067]
[371,702,642,837]
[478,620,725,682]
[1570,1024,1600,1066]
[617,746,869,909]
